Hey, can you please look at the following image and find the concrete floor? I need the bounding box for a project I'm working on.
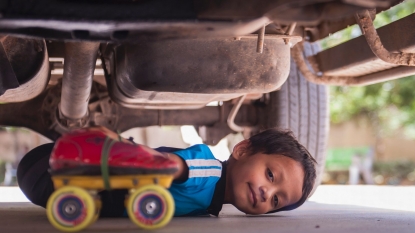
[1,186,414,233]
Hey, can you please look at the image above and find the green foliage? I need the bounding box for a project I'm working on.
[325,147,370,171]
[330,77,415,137]
[321,0,415,138]
[0,161,5,184]
[373,160,415,179]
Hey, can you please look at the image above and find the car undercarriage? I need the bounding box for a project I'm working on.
[0,0,413,188]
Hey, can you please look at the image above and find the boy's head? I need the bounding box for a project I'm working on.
[224,128,317,215]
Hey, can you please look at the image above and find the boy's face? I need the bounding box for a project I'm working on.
[225,140,304,215]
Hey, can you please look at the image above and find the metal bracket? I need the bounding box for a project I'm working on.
[256,25,265,53]
[356,9,415,66]
[291,43,356,85]
[58,105,90,129]
[227,95,246,132]
[226,95,258,139]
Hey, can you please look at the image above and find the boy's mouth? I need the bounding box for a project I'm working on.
[248,183,257,208]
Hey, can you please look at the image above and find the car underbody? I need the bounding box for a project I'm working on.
[0,0,414,188]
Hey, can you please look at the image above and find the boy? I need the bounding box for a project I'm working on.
[17,127,316,217]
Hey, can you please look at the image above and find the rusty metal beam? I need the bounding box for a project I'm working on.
[292,42,415,86]
[291,43,353,85]
[355,10,415,66]
[314,12,415,77]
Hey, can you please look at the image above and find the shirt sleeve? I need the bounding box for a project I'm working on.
[168,144,222,216]
[172,144,222,188]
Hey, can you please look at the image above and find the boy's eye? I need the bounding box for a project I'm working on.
[267,168,274,182]
[273,195,279,209]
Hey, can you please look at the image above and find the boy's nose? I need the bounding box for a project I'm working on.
[260,185,277,203]
[259,186,268,202]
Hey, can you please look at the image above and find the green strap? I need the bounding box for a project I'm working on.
[101,137,115,191]
[117,130,122,142]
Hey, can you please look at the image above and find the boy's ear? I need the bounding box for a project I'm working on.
[232,139,250,161]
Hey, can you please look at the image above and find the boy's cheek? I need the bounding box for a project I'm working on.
[232,190,269,215]
[233,190,255,214]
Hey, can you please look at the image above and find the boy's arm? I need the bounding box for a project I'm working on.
[138,144,189,182]
[163,153,189,182]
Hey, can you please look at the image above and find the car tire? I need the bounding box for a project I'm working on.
[266,42,329,195]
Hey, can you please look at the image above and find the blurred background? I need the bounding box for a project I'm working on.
[1,0,415,188]
[321,0,415,186]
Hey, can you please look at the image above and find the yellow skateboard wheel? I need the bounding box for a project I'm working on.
[127,184,174,230]
[46,186,96,232]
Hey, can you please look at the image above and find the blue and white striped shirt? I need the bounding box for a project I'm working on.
[168,144,222,216]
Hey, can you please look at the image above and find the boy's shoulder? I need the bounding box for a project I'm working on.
[173,144,216,161]
[172,144,222,183]
[169,144,224,216]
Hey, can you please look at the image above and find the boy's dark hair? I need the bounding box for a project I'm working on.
[246,128,317,213]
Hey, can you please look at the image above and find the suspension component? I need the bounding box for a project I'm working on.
[59,42,99,129]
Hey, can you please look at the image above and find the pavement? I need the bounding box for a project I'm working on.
[1,185,414,233]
